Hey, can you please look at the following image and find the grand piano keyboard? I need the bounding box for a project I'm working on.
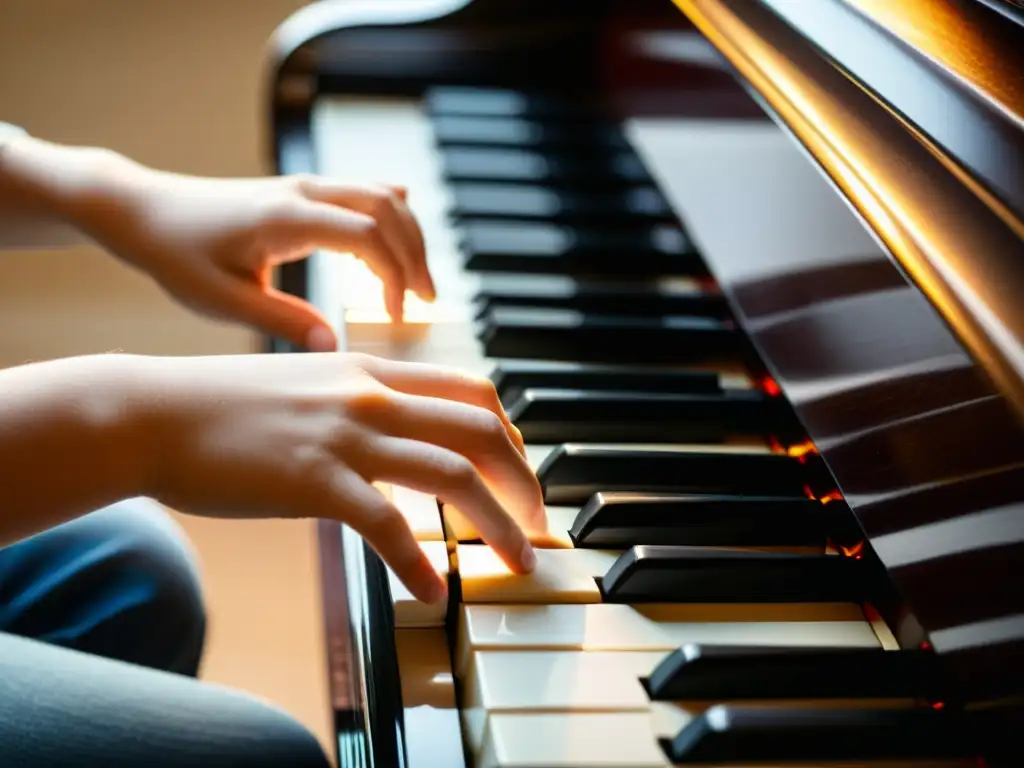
[303,86,983,767]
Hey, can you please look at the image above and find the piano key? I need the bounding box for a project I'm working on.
[384,484,444,541]
[505,388,789,443]
[474,275,727,319]
[460,220,702,276]
[491,360,746,404]
[663,704,976,764]
[461,650,666,756]
[527,440,770,474]
[457,544,620,604]
[477,308,743,365]
[389,540,449,628]
[454,602,880,678]
[479,710,974,768]
[646,644,941,701]
[536,444,807,506]
[431,114,629,151]
[425,86,602,121]
[444,503,577,547]
[440,146,650,186]
[600,546,866,604]
[394,629,466,768]
[450,183,673,225]
[480,712,669,768]
[569,493,826,549]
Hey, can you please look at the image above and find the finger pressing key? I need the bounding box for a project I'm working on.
[359,436,537,575]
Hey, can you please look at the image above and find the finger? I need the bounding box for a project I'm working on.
[205,273,337,351]
[358,356,526,456]
[322,468,446,603]
[355,436,536,575]
[353,390,544,533]
[284,201,408,322]
[303,181,434,303]
[387,184,408,201]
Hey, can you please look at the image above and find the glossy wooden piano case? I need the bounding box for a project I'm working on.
[266,1,1024,765]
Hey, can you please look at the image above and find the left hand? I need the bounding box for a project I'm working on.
[75,164,436,351]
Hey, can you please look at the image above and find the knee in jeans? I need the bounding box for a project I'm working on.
[70,498,208,675]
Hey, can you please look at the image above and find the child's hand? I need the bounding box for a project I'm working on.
[129,351,539,603]
[77,164,435,350]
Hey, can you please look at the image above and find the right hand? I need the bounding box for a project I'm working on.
[131,352,542,604]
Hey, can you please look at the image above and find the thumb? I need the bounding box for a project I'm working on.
[215,278,337,351]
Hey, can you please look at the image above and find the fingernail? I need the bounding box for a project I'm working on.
[520,540,537,572]
[307,325,336,352]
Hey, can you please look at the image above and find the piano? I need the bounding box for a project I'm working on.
[265,0,1024,765]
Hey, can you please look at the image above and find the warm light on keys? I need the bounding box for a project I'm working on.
[443,505,575,548]
[456,545,620,605]
[389,540,449,628]
[337,254,463,324]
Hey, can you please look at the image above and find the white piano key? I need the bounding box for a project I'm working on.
[390,540,450,628]
[478,712,669,768]
[392,484,444,542]
[443,505,576,547]
[457,544,620,605]
[461,649,666,756]
[394,629,466,768]
[478,709,973,768]
[455,602,879,677]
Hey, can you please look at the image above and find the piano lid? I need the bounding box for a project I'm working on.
[659,0,1024,732]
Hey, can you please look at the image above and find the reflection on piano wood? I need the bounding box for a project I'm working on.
[269,1,1024,766]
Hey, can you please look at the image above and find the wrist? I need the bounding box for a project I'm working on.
[0,135,147,239]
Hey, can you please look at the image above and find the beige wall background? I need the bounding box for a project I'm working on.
[0,0,335,758]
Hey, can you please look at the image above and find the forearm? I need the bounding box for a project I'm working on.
[0,130,139,250]
[0,354,154,546]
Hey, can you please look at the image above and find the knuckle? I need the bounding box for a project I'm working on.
[473,410,507,442]
[341,386,394,424]
[473,376,502,408]
[437,455,479,491]
[360,505,406,541]
[286,172,317,193]
[365,187,394,218]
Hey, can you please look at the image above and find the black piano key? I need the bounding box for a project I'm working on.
[450,183,673,225]
[490,361,723,404]
[477,308,745,365]
[425,86,601,121]
[431,114,629,151]
[646,644,942,700]
[473,275,727,318]
[461,221,703,277]
[505,388,788,443]
[598,546,866,603]
[570,493,825,549]
[663,705,974,764]
[536,445,810,505]
[440,146,650,186]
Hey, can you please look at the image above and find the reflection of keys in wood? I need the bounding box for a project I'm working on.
[394,629,464,767]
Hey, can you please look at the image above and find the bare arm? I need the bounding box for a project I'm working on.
[0,125,129,249]
[0,354,151,546]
